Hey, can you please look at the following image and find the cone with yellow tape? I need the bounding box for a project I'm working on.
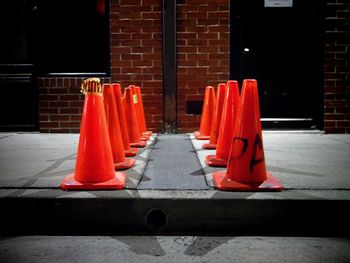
[124,86,146,148]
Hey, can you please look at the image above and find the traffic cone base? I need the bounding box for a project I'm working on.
[212,171,284,191]
[202,143,217,150]
[143,131,153,136]
[61,172,126,190]
[115,158,135,170]
[125,148,139,157]
[140,134,150,141]
[130,141,146,148]
[194,131,210,140]
[205,155,227,167]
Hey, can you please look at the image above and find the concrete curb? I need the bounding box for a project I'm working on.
[1,189,349,236]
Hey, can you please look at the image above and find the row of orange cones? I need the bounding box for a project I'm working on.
[61,78,152,190]
[194,79,284,191]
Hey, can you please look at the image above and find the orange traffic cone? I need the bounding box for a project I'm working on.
[194,86,216,140]
[103,84,135,170]
[134,86,153,136]
[206,80,240,167]
[61,78,126,190]
[124,87,146,148]
[203,83,226,149]
[130,85,150,141]
[213,79,284,191]
[112,83,139,157]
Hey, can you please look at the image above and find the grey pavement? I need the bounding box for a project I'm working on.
[192,132,350,190]
[1,132,350,191]
[0,133,156,189]
[1,236,350,263]
[138,134,208,190]
[0,132,350,236]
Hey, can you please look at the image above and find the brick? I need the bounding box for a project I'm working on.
[198,32,219,39]
[142,81,162,88]
[60,95,80,101]
[324,120,336,128]
[39,95,58,101]
[142,67,162,74]
[40,108,59,114]
[209,53,227,59]
[121,54,142,60]
[48,87,70,94]
[198,46,216,53]
[143,53,162,60]
[208,25,228,32]
[142,39,161,46]
[197,19,219,26]
[41,122,59,128]
[70,101,84,108]
[187,67,208,74]
[208,11,229,19]
[325,127,346,134]
[51,115,70,121]
[335,107,349,114]
[142,26,162,32]
[324,86,346,93]
[48,78,57,87]
[324,114,345,120]
[187,53,208,60]
[122,67,142,74]
[60,108,80,114]
[111,47,132,53]
[61,122,81,128]
[132,47,153,53]
[186,25,207,32]
[70,115,83,121]
[142,12,161,20]
[49,102,69,108]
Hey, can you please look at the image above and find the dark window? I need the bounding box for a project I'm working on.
[34,0,109,75]
[186,101,203,115]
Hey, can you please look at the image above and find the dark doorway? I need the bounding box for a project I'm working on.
[0,0,38,131]
[230,0,324,129]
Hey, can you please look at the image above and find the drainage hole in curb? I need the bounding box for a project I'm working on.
[145,208,168,231]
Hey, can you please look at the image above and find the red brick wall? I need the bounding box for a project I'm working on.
[324,1,350,133]
[37,0,349,134]
[38,77,110,133]
[176,0,230,132]
[110,0,163,131]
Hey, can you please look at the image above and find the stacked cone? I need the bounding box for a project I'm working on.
[61,78,126,190]
[133,86,153,137]
[206,80,240,167]
[124,87,146,148]
[194,86,216,140]
[103,84,135,170]
[202,83,227,149]
[212,79,284,191]
[112,83,139,157]
[131,85,150,141]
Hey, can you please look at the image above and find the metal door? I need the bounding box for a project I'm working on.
[230,0,324,129]
[0,0,38,131]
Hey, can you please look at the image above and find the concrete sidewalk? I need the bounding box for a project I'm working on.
[0,132,349,236]
[1,236,350,263]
